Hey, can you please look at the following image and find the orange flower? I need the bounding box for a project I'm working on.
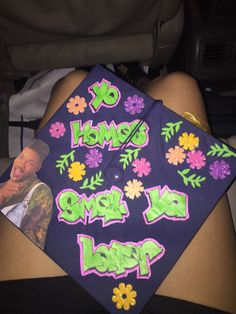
[166,146,186,165]
[66,96,87,115]
[178,132,199,150]
[124,179,144,200]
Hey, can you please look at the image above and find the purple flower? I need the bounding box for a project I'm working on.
[124,95,145,115]
[209,160,231,180]
[85,149,103,168]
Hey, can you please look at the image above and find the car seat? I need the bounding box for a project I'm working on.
[0,0,184,161]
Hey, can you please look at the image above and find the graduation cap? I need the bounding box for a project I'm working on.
[1,65,236,313]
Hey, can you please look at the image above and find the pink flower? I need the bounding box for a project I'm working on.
[49,122,66,138]
[186,150,206,169]
[132,158,151,177]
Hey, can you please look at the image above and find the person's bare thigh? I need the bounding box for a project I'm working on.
[144,72,236,313]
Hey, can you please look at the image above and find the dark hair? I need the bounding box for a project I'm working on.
[27,138,50,163]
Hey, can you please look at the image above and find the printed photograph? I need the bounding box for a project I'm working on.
[0,138,53,249]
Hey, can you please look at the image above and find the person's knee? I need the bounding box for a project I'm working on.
[53,69,88,92]
[162,71,198,91]
[49,69,88,104]
[62,69,88,84]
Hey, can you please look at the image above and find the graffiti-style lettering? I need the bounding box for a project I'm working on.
[77,235,165,279]
[88,79,120,112]
[56,186,129,227]
[144,185,189,224]
[70,120,149,150]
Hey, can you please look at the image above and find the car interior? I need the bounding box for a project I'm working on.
[0,0,236,228]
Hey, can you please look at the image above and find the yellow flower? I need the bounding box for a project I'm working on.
[112,283,137,311]
[66,96,87,115]
[178,132,199,150]
[68,162,86,181]
[124,179,144,200]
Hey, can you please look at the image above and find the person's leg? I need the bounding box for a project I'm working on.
[0,70,88,281]
[143,72,236,313]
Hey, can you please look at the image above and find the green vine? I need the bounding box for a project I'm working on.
[80,171,104,190]
[161,121,183,143]
[119,148,141,170]
[178,168,206,188]
[207,143,236,158]
[56,150,75,175]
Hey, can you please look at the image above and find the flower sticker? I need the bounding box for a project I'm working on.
[161,121,183,143]
[66,95,87,115]
[85,149,103,168]
[56,150,75,175]
[166,146,186,165]
[132,158,151,177]
[186,150,206,169]
[119,148,141,170]
[112,283,137,311]
[49,122,66,138]
[68,161,86,181]
[178,132,199,150]
[124,95,145,115]
[209,160,231,180]
[80,171,104,190]
[124,179,144,199]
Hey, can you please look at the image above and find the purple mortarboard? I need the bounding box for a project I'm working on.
[1,65,236,313]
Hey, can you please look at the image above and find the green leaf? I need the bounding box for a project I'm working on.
[119,148,140,169]
[222,152,232,157]
[178,169,206,188]
[83,178,88,186]
[56,150,77,174]
[161,120,183,143]
[191,181,196,188]
[175,122,182,132]
[199,177,206,182]
[195,181,201,187]
[207,143,236,158]
[80,171,104,190]
[134,149,140,159]
[181,168,190,175]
